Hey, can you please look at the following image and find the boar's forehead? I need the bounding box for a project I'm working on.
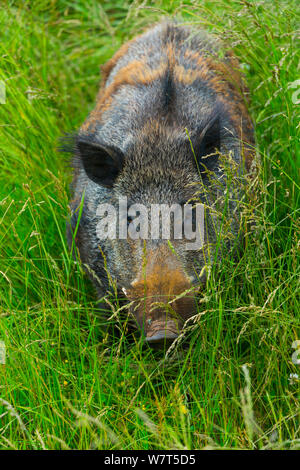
[129,129,195,166]
[114,130,199,200]
[115,178,193,206]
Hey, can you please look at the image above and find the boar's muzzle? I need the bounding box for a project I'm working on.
[123,246,197,347]
[145,319,179,344]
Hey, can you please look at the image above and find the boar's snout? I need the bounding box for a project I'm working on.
[123,246,197,346]
[145,319,179,344]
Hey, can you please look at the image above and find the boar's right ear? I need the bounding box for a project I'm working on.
[76,138,124,188]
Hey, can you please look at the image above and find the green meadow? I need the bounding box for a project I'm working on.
[0,0,299,450]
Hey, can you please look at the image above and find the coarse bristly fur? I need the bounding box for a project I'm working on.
[66,20,255,343]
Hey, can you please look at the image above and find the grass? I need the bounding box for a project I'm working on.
[0,0,299,450]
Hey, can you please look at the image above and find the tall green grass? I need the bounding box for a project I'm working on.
[0,0,299,450]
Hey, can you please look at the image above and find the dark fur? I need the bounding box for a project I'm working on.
[66,21,254,339]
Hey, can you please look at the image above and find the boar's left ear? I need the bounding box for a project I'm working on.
[76,138,124,188]
[191,114,221,173]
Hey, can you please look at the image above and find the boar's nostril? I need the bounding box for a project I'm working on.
[145,329,178,344]
[145,319,179,345]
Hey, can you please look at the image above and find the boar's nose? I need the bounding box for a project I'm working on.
[146,330,178,344]
[145,319,179,345]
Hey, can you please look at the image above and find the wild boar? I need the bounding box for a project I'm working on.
[66,21,254,345]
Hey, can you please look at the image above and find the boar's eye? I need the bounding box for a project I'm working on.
[180,200,198,233]
[76,138,124,188]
